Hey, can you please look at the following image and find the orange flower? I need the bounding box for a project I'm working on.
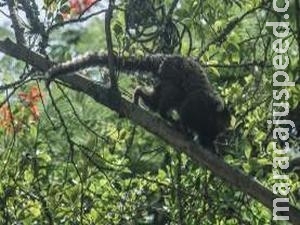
[18,86,43,121]
[0,104,14,131]
[18,86,43,104]
[0,104,13,125]
[29,104,40,120]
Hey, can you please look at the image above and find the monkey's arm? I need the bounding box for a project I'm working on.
[133,84,183,124]
[133,86,159,111]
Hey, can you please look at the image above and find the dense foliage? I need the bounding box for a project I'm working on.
[0,0,299,224]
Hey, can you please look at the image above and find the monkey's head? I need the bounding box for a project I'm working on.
[158,56,185,79]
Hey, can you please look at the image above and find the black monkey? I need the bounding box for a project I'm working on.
[47,52,230,147]
[134,56,230,148]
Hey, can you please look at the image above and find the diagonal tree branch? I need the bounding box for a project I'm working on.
[0,38,300,224]
[7,0,26,45]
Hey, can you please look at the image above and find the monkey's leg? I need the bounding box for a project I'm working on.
[178,91,215,147]
[157,83,184,123]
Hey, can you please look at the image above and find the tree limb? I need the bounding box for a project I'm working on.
[7,0,25,45]
[105,0,118,89]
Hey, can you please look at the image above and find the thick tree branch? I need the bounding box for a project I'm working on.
[0,38,300,224]
[7,0,25,45]
[105,0,118,89]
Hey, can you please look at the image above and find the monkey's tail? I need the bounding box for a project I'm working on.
[48,53,167,77]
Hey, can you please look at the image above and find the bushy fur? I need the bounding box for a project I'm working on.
[134,56,230,148]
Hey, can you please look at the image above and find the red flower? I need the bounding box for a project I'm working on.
[69,0,97,14]
[18,86,43,120]
[0,104,13,128]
